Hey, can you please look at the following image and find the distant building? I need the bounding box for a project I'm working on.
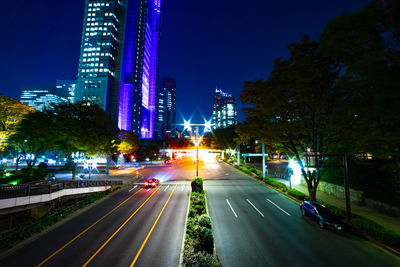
[213,88,237,129]
[74,0,161,139]
[20,87,69,111]
[155,77,176,138]
[55,80,76,103]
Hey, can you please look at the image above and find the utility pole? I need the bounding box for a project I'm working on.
[196,127,199,177]
[343,153,351,222]
[262,143,266,180]
[237,143,240,166]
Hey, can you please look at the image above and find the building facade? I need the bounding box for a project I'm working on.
[212,88,237,129]
[155,76,176,138]
[20,87,69,111]
[74,0,161,139]
[55,80,76,102]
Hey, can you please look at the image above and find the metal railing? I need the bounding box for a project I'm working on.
[0,180,123,199]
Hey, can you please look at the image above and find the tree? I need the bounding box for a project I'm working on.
[44,102,120,178]
[240,36,343,201]
[140,140,160,161]
[319,0,400,181]
[118,130,140,168]
[0,94,33,152]
[8,111,56,168]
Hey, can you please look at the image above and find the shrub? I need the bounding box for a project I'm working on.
[186,216,199,238]
[287,188,307,200]
[351,217,400,248]
[191,192,206,207]
[183,239,219,267]
[191,177,204,193]
[197,226,214,254]
[265,177,288,192]
[198,215,212,229]
[38,162,48,169]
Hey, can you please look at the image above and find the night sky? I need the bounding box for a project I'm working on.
[0,0,369,124]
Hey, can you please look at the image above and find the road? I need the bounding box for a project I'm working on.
[204,161,400,267]
[0,162,192,267]
[1,157,399,266]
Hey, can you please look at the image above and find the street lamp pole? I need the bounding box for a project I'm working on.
[196,142,199,176]
[196,127,199,177]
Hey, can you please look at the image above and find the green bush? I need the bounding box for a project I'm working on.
[351,217,400,248]
[265,177,288,192]
[186,216,199,238]
[191,177,204,193]
[183,238,219,267]
[198,215,212,229]
[287,188,307,200]
[197,226,214,254]
[323,204,400,249]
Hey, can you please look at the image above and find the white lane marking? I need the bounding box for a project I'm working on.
[147,188,151,192]
[246,199,264,217]
[164,184,170,191]
[129,185,138,192]
[267,199,291,216]
[226,199,238,218]
[181,185,184,191]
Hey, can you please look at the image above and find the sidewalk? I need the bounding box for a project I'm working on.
[274,177,400,234]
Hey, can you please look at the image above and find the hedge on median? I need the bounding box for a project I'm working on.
[183,177,220,266]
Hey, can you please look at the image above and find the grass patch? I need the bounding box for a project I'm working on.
[287,188,307,200]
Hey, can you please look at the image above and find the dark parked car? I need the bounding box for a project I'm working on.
[300,201,342,230]
[144,178,160,188]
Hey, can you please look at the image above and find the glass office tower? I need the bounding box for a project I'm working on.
[155,76,176,138]
[75,0,160,139]
[213,88,237,129]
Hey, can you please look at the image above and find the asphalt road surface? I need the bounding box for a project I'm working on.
[0,162,192,267]
[204,161,400,267]
[1,156,399,267]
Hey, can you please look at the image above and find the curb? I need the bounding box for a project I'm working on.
[178,184,191,267]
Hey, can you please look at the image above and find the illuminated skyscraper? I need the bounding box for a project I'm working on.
[213,88,237,129]
[155,77,176,138]
[75,0,161,139]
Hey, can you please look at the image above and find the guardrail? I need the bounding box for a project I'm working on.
[0,180,123,200]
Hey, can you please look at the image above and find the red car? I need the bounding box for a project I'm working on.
[144,178,160,188]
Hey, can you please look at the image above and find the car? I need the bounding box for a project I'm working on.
[300,200,342,230]
[144,178,160,188]
[165,160,171,164]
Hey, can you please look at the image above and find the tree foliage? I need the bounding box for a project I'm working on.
[118,130,140,155]
[319,0,400,179]
[0,95,33,152]
[240,36,343,201]
[8,111,56,167]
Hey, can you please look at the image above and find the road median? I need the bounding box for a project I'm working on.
[181,177,220,267]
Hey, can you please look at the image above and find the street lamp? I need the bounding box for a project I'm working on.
[181,118,213,177]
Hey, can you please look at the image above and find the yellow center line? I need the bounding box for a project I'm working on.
[36,188,143,267]
[82,185,163,267]
[130,184,178,267]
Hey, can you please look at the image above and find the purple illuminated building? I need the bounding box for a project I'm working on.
[75,0,161,139]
